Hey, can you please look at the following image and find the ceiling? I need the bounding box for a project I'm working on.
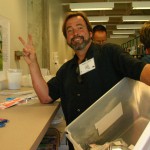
[61,0,150,39]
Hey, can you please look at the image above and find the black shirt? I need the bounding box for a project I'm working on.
[47,43,146,125]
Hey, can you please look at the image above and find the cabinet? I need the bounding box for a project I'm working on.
[37,106,68,150]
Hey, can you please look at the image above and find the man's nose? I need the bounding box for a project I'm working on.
[73,28,79,35]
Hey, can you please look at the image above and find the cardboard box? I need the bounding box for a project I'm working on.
[65,78,150,150]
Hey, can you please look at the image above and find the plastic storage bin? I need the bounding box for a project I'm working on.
[65,78,150,150]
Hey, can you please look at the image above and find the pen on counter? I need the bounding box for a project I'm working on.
[0,118,9,123]
[5,97,15,101]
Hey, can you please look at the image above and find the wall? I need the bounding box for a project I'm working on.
[0,0,28,74]
[0,0,73,89]
[0,0,28,90]
[25,0,73,75]
[27,0,45,69]
[49,0,73,74]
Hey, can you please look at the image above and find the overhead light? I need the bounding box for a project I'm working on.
[117,24,143,29]
[113,30,135,34]
[88,16,109,22]
[123,16,150,22]
[70,2,114,11]
[110,35,129,38]
[132,1,150,9]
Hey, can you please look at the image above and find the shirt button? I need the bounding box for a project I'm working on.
[77,109,80,112]
[77,93,80,96]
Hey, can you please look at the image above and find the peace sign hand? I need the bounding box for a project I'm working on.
[18,34,37,65]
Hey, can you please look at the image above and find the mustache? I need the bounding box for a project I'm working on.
[71,35,84,42]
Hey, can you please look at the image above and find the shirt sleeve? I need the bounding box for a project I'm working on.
[104,43,147,80]
[47,67,63,101]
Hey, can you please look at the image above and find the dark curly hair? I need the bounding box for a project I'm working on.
[140,21,150,49]
[93,25,107,34]
[62,11,93,38]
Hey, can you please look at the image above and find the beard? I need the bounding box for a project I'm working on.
[67,35,91,51]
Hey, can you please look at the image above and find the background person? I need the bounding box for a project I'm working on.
[92,24,107,45]
[140,21,150,63]
[19,12,150,150]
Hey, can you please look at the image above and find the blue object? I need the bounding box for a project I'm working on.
[0,118,9,128]
[5,97,15,101]
[0,122,5,128]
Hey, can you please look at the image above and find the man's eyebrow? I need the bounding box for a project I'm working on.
[66,23,84,30]
[66,26,72,30]
[76,23,84,27]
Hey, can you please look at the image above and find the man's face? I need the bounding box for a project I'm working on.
[93,31,107,45]
[65,16,92,51]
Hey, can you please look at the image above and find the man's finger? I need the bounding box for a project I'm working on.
[18,36,26,46]
[28,34,33,45]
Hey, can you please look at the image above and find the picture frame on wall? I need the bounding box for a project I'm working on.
[0,15,10,72]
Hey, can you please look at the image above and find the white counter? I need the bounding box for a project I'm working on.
[0,88,60,150]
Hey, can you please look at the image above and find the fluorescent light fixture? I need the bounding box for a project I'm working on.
[117,24,143,29]
[113,30,135,34]
[110,35,129,38]
[132,1,150,9]
[88,16,109,22]
[70,2,114,11]
[123,16,150,22]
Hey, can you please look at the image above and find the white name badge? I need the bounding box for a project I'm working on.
[79,58,96,75]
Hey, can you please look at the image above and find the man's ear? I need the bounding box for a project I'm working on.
[90,31,93,38]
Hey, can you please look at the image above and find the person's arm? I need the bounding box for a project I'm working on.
[18,35,53,104]
[140,64,150,85]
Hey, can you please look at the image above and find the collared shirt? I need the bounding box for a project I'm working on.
[47,42,146,125]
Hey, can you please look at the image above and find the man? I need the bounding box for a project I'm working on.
[92,24,107,45]
[140,21,150,63]
[19,12,150,150]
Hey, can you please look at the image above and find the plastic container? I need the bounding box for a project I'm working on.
[65,78,150,150]
[7,69,22,89]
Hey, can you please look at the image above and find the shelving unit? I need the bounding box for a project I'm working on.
[121,36,145,59]
[50,107,68,150]
[37,106,68,150]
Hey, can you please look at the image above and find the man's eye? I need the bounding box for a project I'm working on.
[67,29,73,33]
[78,26,83,30]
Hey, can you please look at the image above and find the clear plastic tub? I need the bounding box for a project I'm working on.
[65,78,150,150]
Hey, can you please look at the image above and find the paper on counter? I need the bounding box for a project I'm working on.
[0,97,24,109]
[0,92,37,109]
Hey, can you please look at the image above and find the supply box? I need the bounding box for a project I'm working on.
[65,78,150,150]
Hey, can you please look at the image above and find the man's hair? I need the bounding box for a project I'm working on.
[62,11,93,38]
[140,21,150,49]
[93,25,107,34]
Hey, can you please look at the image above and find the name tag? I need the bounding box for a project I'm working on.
[79,58,96,75]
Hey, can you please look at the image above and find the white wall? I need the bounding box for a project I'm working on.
[0,0,74,89]
[0,0,28,89]
[0,0,74,77]
[49,0,73,74]
[0,0,28,74]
